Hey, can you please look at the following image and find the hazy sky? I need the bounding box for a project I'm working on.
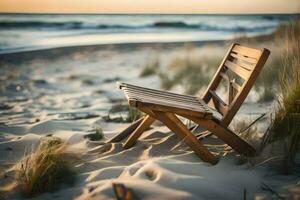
[0,0,299,14]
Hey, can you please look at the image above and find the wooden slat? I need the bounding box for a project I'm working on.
[151,111,218,164]
[119,82,196,100]
[232,45,262,59]
[230,53,257,64]
[234,60,254,71]
[106,117,145,143]
[124,95,203,112]
[202,43,237,103]
[123,115,155,149]
[123,88,200,104]
[128,97,209,115]
[182,115,256,157]
[120,84,212,116]
[208,90,228,115]
[219,72,229,81]
[123,89,210,110]
[123,90,202,106]
[222,48,270,126]
[123,88,207,109]
[229,81,234,105]
[128,96,206,113]
[209,99,228,116]
[231,81,242,92]
[224,60,251,80]
[124,94,199,107]
[130,99,212,119]
[219,72,242,93]
[209,90,227,106]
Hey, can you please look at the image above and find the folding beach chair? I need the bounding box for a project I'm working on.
[109,43,270,164]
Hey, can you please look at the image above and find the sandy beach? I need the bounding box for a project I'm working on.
[0,31,299,199]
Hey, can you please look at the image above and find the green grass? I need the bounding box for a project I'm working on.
[125,106,143,123]
[84,126,104,141]
[16,137,76,197]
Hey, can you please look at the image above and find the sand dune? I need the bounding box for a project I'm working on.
[0,43,299,199]
[1,125,298,200]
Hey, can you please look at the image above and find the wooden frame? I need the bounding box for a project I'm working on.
[109,43,270,165]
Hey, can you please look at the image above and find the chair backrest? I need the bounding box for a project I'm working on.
[202,43,270,126]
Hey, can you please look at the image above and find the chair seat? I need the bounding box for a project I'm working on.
[118,82,213,119]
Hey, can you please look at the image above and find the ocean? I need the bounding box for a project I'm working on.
[0,14,297,54]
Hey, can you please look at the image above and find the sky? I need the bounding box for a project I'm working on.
[0,0,299,14]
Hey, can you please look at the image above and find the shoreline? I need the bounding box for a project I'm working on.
[0,39,227,64]
[0,39,226,55]
[0,31,275,64]
[0,27,278,58]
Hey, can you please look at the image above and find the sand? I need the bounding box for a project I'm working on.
[0,42,299,199]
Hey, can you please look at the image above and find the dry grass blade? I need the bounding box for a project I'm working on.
[261,182,284,200]
[16,137,76,197]
[239,113,266,133]
[233,119,259,145]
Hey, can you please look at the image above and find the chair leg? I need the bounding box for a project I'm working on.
[123,115,155,149]
[107,117,145,143]
[151,111,218,165]
[184,115,256,157]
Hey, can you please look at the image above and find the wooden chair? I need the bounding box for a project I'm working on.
[109,43,270,165]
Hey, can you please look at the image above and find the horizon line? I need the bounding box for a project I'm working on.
[0,12,299,15]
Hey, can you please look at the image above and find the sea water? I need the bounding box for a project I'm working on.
[0,14,297,54]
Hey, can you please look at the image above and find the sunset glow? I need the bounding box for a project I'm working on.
[0,0,299,14]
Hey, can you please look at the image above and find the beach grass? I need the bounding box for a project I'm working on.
[126,106,143,122]
[253,47,283,102]
[158,46,221,94]
[139,54,160,77]
[264,20,300,171]
[106,102,144,123]
[233,119,259,144]
[231,119,262,165]
[84,126,104,141]
[16,137,76,197]
[251,20,300,102]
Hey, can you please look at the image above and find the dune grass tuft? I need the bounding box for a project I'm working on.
[139,54,160,77]
[158,46,221,94]
[253,21,300,102]
[126,106,143,122]
[254,53,282,102]
[85,126,104,141]
[104,102,143,123]
[16,137,76,197]
[265,20,300,171]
